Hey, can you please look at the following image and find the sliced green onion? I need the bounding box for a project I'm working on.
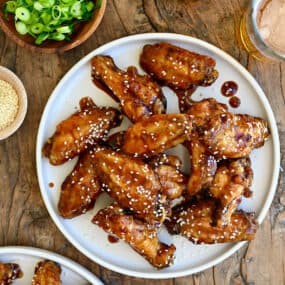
[3,0,98,45]
[40,11,52,24]
[15,7,31,22]
[5,1,17,13]
[25,0,34,6]
[56,25,72,33]
[33,1,44,11]
[38,0,55,8]
[70,1,82,18]
[30,22,44,33]
[48,32,65,40]
[51,5,61,19]
[85,1,94,12]
[35,32,48,44]
[15,21,28,34]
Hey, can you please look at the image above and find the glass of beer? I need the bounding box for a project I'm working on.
[240,0,285,62]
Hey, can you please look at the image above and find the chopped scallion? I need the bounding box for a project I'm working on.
[2,0,98,44]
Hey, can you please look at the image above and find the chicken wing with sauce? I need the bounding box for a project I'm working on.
[183,99,228,197]
[208,157,253,226]
[91,55,166,122]
[165,199,257,244]
[187,98,228,129]
[148,154,187,200]
[93,148,168,225]
[186,134,217,197]
[147,153,182,170]
[198,112,270,159]
[43,97,122,165]
[140,42,219,89]
[92,203,176,269]
[122,114,192,157]
[31,260,61,285]
[0,263,22,285]
[104,131,126,150]
[58,149,102,219]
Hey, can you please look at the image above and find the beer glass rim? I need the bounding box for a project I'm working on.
[250,0,285,60]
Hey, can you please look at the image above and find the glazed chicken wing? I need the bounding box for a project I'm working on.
[122,114,192,157]
[186,99,229,196]
[209,157,253,226]
[0,263,22,284]
[165,199,257,244]
[92,203,176,269]
[43,97,122,165]
[93,148,168,225]
[104,131,126,150]
[148,153,182,170]
[58,149,102,219]
[199,112,270,159]
[186,134,217,197]
[148,154,187,200]
[91,55,166,122]
[155,164,187,200]
[140,42,219,89]
[187,98,228,128]
[31,260,61,285]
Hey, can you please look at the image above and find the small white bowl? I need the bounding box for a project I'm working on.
[0,66,27,140]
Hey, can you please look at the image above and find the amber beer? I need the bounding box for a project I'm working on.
[239,0,285,62]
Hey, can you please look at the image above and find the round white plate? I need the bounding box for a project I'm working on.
[0,246,103,284]
[36,33,280,279]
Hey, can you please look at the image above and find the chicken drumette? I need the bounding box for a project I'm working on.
[58,149,102,219]
[92,203,176,269]
[91,55,166,122]
[43,97,122,165]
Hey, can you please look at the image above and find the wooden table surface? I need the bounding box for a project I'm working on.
[0,0,284,284]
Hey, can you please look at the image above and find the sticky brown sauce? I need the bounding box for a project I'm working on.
[48,182,54,188]
[175,85,197,113]
[229,96,241,108]
[221,81,238,97]
[108,234,119,243]
[92,78,120,103]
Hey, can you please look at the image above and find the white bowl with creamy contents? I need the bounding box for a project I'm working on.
[0,66,27,140]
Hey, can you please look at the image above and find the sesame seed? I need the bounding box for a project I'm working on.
[0,79,19,130]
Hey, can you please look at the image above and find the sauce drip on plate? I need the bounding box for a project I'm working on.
[221,81,238,97]
[108,234,119,243]
[229,96,241,108]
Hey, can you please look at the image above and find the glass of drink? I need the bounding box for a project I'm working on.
[240,0,285,62]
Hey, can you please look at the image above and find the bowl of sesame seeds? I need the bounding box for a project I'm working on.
[0,66,27,140]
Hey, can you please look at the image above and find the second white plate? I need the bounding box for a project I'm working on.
[36,33,280,279]
[0,246,103,284]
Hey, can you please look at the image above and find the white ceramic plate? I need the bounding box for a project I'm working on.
[0,246,103,284]
[36,33,280,279]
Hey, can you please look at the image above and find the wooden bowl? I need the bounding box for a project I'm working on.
[0,0,106,53]
[0,66,27,140]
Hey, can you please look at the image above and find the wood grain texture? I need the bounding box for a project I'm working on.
[0,0,284,284]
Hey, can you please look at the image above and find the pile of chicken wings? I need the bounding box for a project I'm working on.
[43,42,270,269]
[0,260,62,285]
